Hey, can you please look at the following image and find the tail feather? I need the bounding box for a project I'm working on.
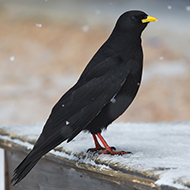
[11,128,69,185]
[11,155,39,185]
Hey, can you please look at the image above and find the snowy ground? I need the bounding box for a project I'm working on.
[0,0,190,126]
[0,122,190,189]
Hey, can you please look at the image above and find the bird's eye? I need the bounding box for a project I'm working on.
[131,16,137,22]
[143,15,147,19]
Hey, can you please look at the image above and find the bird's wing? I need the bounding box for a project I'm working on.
[30,56,130,157]
[11,56,130,185]
[38,56,129,143]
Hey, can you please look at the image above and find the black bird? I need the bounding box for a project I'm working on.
[11,10,157,185]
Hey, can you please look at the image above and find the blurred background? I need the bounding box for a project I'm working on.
[0,0,190,126]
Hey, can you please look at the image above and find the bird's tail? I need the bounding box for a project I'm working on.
[11,127,70,185]
[11,151,40,185]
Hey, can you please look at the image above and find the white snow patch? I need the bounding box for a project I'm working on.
[0,123,44,140]
[155,169,190,190]
[0,135,33,150]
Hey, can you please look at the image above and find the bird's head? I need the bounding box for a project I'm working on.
[115,10,158,35]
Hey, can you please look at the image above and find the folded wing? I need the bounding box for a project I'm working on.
[12,56,129,185]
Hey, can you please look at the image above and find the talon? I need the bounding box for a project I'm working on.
[87,148,96,152]
[110,146,116,150]
[87,148,102,153]
[98,150,132,155]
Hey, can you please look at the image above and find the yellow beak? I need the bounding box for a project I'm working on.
[142,16,158,23]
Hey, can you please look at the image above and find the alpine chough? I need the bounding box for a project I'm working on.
[11,10,157,185]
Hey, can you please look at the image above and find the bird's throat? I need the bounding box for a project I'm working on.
[107,29,142,51]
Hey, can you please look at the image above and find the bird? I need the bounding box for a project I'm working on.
[11,10,157,185]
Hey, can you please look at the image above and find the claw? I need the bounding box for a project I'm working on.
[87,148,102,153]
[87,146,116,153]
[110,146,116,150]
[98,150,132,155]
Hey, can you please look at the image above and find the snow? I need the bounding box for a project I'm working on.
[110,97,116,103]
[156,170,190,190]
[10,56,15,61]
[36,24,42,27]
[0,122,190,189]
[186,6,190,12]
[82,25,89,32]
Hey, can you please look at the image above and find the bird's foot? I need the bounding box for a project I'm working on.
[87,146,116,153]
[98,150,132,155]
[94,133,132,155]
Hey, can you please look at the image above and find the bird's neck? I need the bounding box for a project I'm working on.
[106,28,142,51]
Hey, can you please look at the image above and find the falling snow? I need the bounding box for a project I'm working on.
[110,97,116,103]
[66,121,70,125]
[186,6,190,11]
[36,24,42,27]
[82,25,89,32]
[10,56,15,61]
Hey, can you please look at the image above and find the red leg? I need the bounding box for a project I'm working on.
[96,133,131,155]
[87,134,105,152]
[87,134,116,152]
[92,134,105,150]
